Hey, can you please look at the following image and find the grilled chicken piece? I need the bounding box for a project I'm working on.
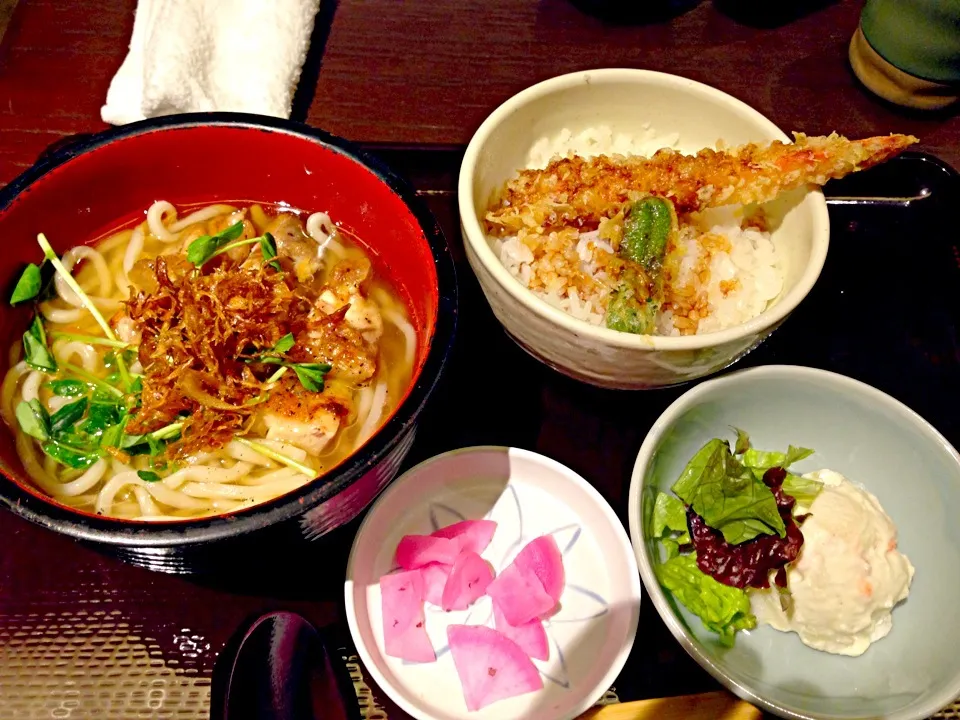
[265,213,324,282]
[314,256,384,343]
[259,376,351,455]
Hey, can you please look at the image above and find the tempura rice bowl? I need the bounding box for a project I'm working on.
[458,69,829,389]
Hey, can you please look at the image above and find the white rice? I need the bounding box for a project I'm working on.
[487,125,785,336]
[526,123,681,169]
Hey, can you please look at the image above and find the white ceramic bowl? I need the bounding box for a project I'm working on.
[627,365,960,720]
[458,69,830,389]
[344,446,642,720]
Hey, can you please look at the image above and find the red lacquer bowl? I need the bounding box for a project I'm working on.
[0,114,457,573]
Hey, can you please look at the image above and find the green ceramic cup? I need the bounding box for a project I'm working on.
[861,0,960,84]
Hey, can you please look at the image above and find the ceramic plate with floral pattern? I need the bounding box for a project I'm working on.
[345,446,642,720]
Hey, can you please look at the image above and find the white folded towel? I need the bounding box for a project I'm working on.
[101,0,321,125]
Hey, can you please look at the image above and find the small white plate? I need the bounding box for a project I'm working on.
[344,446,642,720]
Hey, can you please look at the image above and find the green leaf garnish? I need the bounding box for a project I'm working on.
[265,366,287,384]
[61,363,123,399]
[234,437,315,476]
[11,263,42,304]
[186,221,246,267]
[46,379,88,397]
[672,438,786,545]
[272,332,295,354]
[291,363,331,392]
[186,235,220,266]
[122,421,184,457]
[99,416,128,450]
[104,349,138,371]
[34,233,130,388]
[15,399,50,441]
[49,331,132,349]
[260,232,281,271]
[150,422,183,441]
[41,439,99,470]
[136,470,161,483]
[37,234,114,338]
[244,336,329,393]
[49,397,88,436]
[655,553,756,647]
[23,315,57,372]
[81,389,124,435]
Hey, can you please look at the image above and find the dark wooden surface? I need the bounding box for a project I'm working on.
[1,0,960,189]
[1,1,960,718]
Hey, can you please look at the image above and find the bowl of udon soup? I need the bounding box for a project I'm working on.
[0,113,457,572]
[459,69,916,389]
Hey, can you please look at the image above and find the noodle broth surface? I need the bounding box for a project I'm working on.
[1,201,416,521]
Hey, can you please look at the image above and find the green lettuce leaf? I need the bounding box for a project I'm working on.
[741,448,784,471]
[662,538,680,560]
[739,441,822,505]
[652,492,688,538]
[741,444,815,473]
[781,472,824,507]
[732,427,751,455]
[672,438,785,545]
[655,553,757,646]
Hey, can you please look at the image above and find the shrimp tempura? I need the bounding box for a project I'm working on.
[485,132,918,233]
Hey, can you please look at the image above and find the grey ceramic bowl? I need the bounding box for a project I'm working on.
[627,365,960,720]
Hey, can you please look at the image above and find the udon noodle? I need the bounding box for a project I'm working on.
[1,201,416,521]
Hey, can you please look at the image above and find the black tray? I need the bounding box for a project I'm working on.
[0,146,956,720]
[324,145,960,717]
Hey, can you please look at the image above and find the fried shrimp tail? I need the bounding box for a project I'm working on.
[485,132,919,233]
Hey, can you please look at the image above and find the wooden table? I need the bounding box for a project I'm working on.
[0,1,958,718]
[1,0,960,188]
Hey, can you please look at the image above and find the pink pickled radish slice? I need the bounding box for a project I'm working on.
[419,562,452,606]
[486,563,555,626]
[492,599,549,661]
[395,534,460,570]
[513,535,565,603]
[447,625,543,711]
[441,551,494,612]
[431,519,498,555]
[380,570,435,663]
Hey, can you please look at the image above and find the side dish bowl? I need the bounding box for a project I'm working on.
[345,446,642,720]
[627,365,960,720]
[0,113,457,573]
[458,69,829,389]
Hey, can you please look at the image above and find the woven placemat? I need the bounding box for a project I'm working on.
[0,608,956,719]
[938,702,960,719]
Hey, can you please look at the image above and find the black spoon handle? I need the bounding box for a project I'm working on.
[210,611,362,720]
